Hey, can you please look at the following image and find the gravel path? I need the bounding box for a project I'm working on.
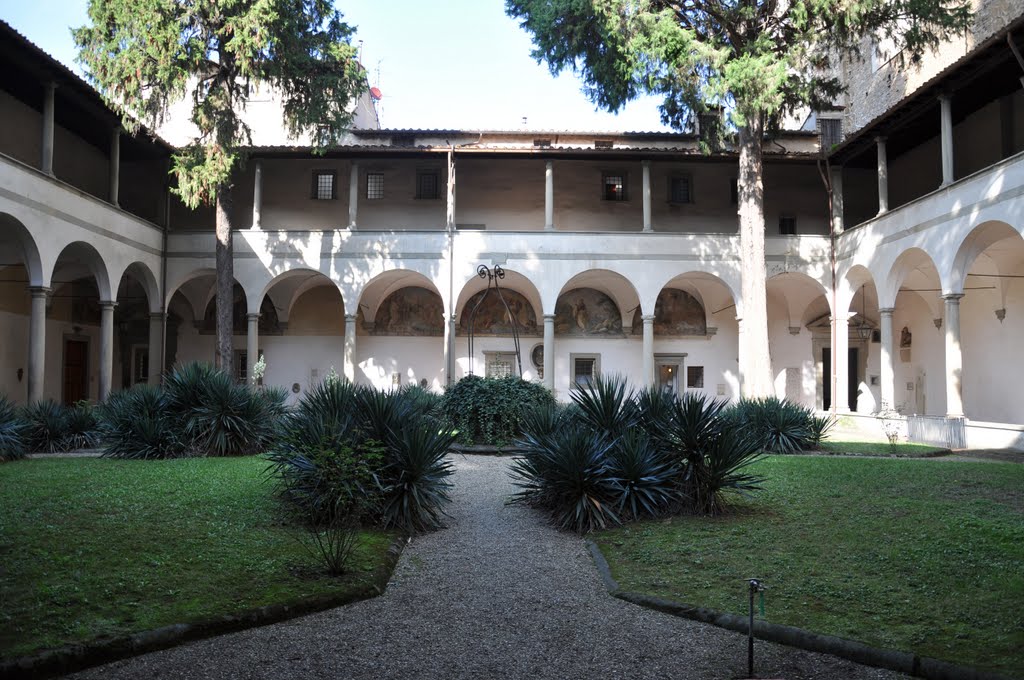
[70,455,905,680]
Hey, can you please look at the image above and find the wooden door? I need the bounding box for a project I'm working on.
[64,339,88,404]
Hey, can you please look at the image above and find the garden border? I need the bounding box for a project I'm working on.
[586,541,1014,680]
[0,534,409,680]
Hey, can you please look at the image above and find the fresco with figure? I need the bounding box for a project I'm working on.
[459,289,539,335]
[555,288,623,336]
[631,288,707,336]
[365,287,444,336]
[201,284,281,334]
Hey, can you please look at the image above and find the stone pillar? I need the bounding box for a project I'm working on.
[27,287,48,403]
[543,314,555,391]
[830,166,844,234]
[940,95,954,186]
[878,308,895,410]
[148,313,165,385]
[99,301,116,401]
[943,294,964,417]
[246,313,259,385]
[344,314,357,383]
[348,161,359,229]
[642,160,652,232]
[642,314,655,385]
[109,129,120,206]
[443,313,455,386]
[41,82,56,175]
[252,161,263,229]
[876,136,888,214]
[834,314,850,412]
[544,161,555,231]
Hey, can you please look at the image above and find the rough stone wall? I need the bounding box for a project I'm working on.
[838,0,1022,135]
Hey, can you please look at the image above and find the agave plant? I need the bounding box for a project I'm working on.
[0,395,27,462]
[20,399,71,453]
[686,427,765,515]
[510,424,621,533]
[808,413,837,447]
[63,401,99,450]
[570,373,639,440]
[609,430,680,520]
[96,384,181,460]
[380,424,456,532]
[732,396,814,454]
[634,385,676,448]
[357,387,413,445]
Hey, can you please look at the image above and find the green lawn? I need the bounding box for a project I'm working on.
[0,457,396,660]
[818,440,947,457]
[596,456,1024,676]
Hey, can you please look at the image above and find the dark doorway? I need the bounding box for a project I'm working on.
[64,339,88,404]
[822,347,859,412]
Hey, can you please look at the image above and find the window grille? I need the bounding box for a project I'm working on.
[669,176,692,204]
[366,172,384,199]
[416,170,440,200]
[312,171,336,200]
[602,174,626,201]
[687,365,704,389]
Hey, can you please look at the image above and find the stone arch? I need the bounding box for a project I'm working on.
[883,247,943,318]
[767,271,833,330]
[358,269,445,329]
[257,268,343,323]
[113,261,161,314]
[649,269,740,321]
[555,269,640,331]
[455,267,543,326]
[52,241,113,302]
[0,213,44,287]
[948,220,1024,296]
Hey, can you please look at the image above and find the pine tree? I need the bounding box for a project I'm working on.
[506,0,970,396]
[75,0,365,371]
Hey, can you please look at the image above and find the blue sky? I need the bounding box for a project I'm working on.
[2,1,671,132]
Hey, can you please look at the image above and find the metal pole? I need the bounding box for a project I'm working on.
[748,581,755,677]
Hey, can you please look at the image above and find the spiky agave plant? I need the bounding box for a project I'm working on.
[0,395,28,461]
[609,430,680,520]
[381,424,456,532]
[569,373,639,441]
[96,384,181,459]
[20,399,71,453]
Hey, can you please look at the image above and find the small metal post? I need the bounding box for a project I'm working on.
[746,578,765,677]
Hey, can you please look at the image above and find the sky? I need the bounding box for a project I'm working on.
[1,0,672,132]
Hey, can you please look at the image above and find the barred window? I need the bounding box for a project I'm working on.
[669,175,692,204]
[687,365,704,389]
[312,171,336,200]
[572,354,599,388]
[416,170,440,200]
[602,173,626,201]
[485,352,516,379]
[366,172,384,199]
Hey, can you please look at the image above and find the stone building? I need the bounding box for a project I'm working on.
[1,12,1022,449]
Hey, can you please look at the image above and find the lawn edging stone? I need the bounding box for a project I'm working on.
[0,533,409,680]
[585,540,1014,680]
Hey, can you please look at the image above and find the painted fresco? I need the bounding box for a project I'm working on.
[367,286,444,336]
[459,289,538,335]
[555,288,623,336]
[631,288,707,336]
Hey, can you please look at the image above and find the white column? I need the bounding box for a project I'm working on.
[876,136,888,214]
[109,129,120,206]
[543,314,555,391]
[246,313,259,385]
[642,314,655,385]
[544,161,554,230]
[943,294,964,417]
[148,313,164,386]
[940,95,954,186]
[252,161,263,229]
[833,314,850,412]
[642,160,652,232]
[41,82,56,175]
[878,308,895,411]
[344,314,357,383]
[443,313,454,386]
[99,301,116,401]
[27,287,48,403]
[830,166,844,234]
[348,161,359,229]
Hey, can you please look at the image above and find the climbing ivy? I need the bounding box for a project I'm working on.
[441,376,554,447]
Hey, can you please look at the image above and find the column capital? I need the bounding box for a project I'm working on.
[99,300,117,311]
[246,312,260,322]
[941,293,964,302]
[345,313,358,323]
[28,286,50,297]
[641,159,651,168]
[641,314,655,323]
[878,307,895,315]
[149,312,166,321]
[543,313,556,322]
[875,135,887,144]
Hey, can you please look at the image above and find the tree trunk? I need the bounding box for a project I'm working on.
[737,119,774,398]
[215,182,234,372]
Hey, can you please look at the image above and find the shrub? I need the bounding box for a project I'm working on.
[570,374,639,438]
[0,395,27,462]
[808,413,837,447]
[731,396,815,454]
[441,375,554,446]
[97,384,181,460]
[380,424,456,532]
[20,399,98,453]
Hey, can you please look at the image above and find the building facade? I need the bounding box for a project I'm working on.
[1,14,1023,448]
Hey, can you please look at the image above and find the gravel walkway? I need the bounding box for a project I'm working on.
[70,455,905,680]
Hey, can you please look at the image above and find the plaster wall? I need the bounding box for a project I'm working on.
[0,89,42,168]
[960,280,1024,423]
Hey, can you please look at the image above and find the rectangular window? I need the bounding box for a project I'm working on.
[312,171,336,200]
[485,352,517,379]
[669,175,692,204]
[132,346,149,385]
[234,349,263,385]
[416,170,440,200]
[779,216,797,235]
[602,173,626,201]
[687,366,704,389]
[571,354,600,388]
[819,118,843,151]
[366,172,384,199]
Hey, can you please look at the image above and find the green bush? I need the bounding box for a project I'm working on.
[267,377,455,535]
[0,395,27,462]
[20,399,99,453]
[441,375,555,446]
[97,384,181,460]
[730,396,817,454]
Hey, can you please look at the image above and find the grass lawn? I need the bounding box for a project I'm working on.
[596,456,1024,676]
[817,440,947,457]
[0,457,396,660]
